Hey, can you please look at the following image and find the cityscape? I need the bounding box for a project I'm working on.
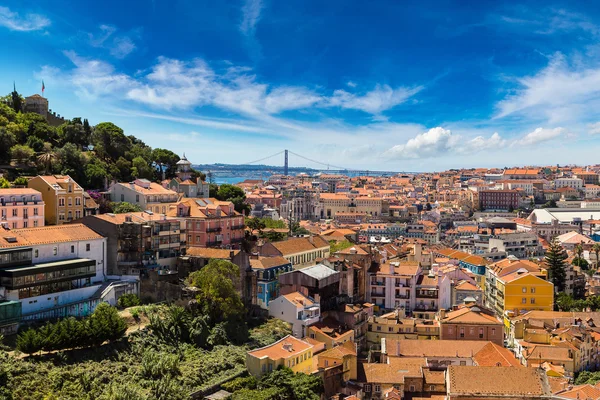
[3,1,600,400]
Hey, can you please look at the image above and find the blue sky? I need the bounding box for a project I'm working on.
[2,0,600,171]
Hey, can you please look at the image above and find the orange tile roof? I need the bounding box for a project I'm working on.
[0,188,41,196]
[358,357,426,384]
[271,236,329,256]
[185,247,240,259]
[0,224,103,248]
[473,342,521,367]
[282,292,314,307]
[447,366,550,397]
[248,335,312,360]
[441,307,502,325]
[249,256,291,269]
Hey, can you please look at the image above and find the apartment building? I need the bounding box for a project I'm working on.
[0,188,45,229]
[555,177,584,190]
[484,259,553,317]
[438,304,503,345]
[168,198,245,248]
[109,179,180,214]
[367,311,440,349]
[0,224,108,330]
[79,212,185,275]
[250,256,293,309]
[28,175,84,225]
[479,190,521,211]
[318,193,384,219]
[268,291,320,338]
[260,236,330,268]
[368,261,421,312]
[488,232,543,259]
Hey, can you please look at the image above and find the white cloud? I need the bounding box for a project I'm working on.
[346,81,357,88]
[0,6,50,31]
[495,53,600,123]
[588,122,600,135]
[87,24,137,58]
[385,128,507,159]
[240,0,263,35]
[329,84,422,114]
[517,127,565,146]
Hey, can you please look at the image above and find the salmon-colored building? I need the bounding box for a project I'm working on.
[167,198,245,248]
[439,304,504,345]
[0,188,45,229]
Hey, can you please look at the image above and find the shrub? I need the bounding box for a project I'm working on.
[118,294,141,308]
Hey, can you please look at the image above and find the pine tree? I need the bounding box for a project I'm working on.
[10,83,22,113]
[546,238,567,293]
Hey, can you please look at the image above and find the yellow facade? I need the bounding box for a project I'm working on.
[307,325,354,350]
[246,336,314,378]
[366,314,439,349]
[497,274,553,316]
[28,175,84,225]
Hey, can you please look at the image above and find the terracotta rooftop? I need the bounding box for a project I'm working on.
[0,224,104,248]
[249,256,291,269]
[185,247,239,259]
[248,335,312,360]
[441,307,502,325]
[282,292,315,308]
[472,342,521,367]
[270,236,329,256]
[447,366,551,397]
[358,357,426,384]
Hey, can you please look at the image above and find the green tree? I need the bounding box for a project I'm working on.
[117,293,141,308]
[88,303,127,346]
[10,86,22,113]
[111,202,143,213]
[85,156,109,189]
[330,240,354,253]
[216,184,245,201]
[10,144,34,163]
[16,329,42,355]
[187,259,245,324]
[92,122,131,161]
[0,177,9,188]
[12,176,28,186]
[56,143,87,184]
[131,156,153,180]
[37,144,57,174]
[246,217,266,236]
[57,120,86,148]
[151,148,180,180]
[25,135,44,152]
[542,199,557,208]
[261,231,285,242]
[0,127,16,163]
[546,238,567,293]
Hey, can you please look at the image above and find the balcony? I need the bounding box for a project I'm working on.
[413,304,437,311]
[206,240,222,247]
[416,292,438,299]
[370,281,385,286]
[206,227,222,233]
[395,294,409,299]
[231,225,245,230]
[370,291,385,297]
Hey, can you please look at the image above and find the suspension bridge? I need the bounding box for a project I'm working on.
[237,149,403,177]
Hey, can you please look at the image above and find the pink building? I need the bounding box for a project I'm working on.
[167,198,245,248]
[0,188,45,229]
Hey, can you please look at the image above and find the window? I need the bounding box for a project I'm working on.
[479,328,484,339]
[374,385,381,393]
[68,184,72,193]
[459,361,466,366]
[86,243,90,251]
[34,249,38,258]
[53,247,58,255]
[522,287,527,293]
[522,298,527,304]
[71,245,75,253]
[460,328,464,338]
[120,194,124,202]
[364,385,371,393]
[59,198,65,206]
[409,385,415,392]
[23,221,27,228]
[492,328,496,336]
[325,360,329,367]
[136,195,139,203]
[531,298,536,304]
[12,209,17,217]
[531,287,536,293]
[76,197,81,206]
[376,326,381,331]
[68,198,72,206]
[388,327,393,332]
[430,385,436,391]
[262,364,266,373]
[33,208,38,215]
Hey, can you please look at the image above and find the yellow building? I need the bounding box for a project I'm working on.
[246,335,314,377]
[318,193,384,219]
[28,175,85,225]
[495,272,554,317]
[307,319,354,349]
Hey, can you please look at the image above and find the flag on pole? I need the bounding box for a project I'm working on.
[42,80,45,96]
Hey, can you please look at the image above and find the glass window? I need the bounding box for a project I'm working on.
[86,244,91,251]
[53,247,58,255]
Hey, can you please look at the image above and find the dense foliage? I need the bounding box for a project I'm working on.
[117,294,141,308]
[214,184,251,214]
[111,202,143,214]
[224,368,323,400]
[16,303,127,355]
[555,293,600,311]
[0,95,192,189]
[575,370,600,385]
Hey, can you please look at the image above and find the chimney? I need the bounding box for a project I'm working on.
[309,235,314,244]
[439,309,446,320]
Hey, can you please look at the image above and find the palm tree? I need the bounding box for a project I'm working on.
[37,148,57,174]
[575,243,584,261]
[593,243,600,269]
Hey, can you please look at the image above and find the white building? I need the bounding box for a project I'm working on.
[268,291,320,338]
[109,179,180,214]
[0,224,137,333]
[554,178,583,190]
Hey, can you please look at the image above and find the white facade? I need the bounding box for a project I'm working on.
[585,185,600,199]
[555,178,583,190]
[268,293,320,338]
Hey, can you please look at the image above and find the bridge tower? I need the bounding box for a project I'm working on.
[284,149,289,176]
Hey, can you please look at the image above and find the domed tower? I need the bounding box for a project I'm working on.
[176,154,193,181]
